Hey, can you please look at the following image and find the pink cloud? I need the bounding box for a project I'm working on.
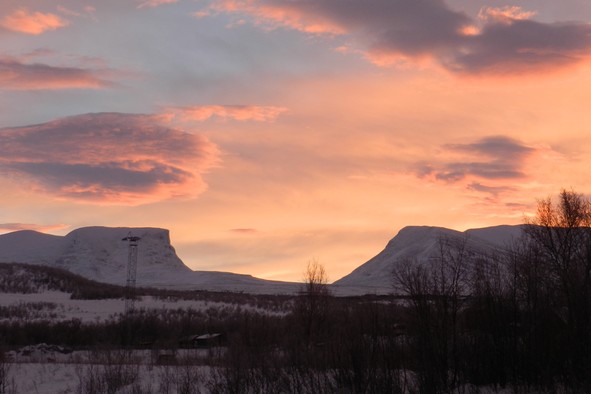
[208,0,591,75]
[0,56,114,90]
[1,8,68,35]
[208,0,346,34]
[0,113,219,205]
[163,105,287,122]
[478,6,536,24]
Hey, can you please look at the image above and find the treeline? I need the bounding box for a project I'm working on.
[0,262,291,310]
[0,263,125,299]
[392,189,591,393]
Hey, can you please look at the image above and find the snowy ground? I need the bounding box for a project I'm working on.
[0,292,123,322]
[3,348,217,394]
[3,359,512,394]
[6,362,80,394]
[0,290,289,393]
[0,291,285,323]
[5,361,214,393]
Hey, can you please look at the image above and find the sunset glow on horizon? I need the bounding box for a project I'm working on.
[2,0,591,283]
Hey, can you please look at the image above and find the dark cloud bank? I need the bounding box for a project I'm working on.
[216,0,591,74]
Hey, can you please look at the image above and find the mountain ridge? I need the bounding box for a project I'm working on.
[332,224,526,294]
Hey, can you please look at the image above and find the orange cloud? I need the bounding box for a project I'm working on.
[163,105,287,122]
[1,8,68,35]
[0,113,219,205]
[0,56,114,90]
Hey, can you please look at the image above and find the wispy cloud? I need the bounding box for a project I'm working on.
[467,182,515,197]
[1,8,68,35]
[0,56,114,90]
[0,223,68,233]
[0,113,219,205]
[478,6,537,24]
[206,0,591,75]
[229,228,258,234]
[137,0,179,9]
[56,5,97,20]
[162,105,287,122]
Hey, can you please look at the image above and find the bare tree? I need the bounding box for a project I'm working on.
[301,260,330,296]
[392,235,472,393]
[524,189,591,385]
[294,260,332,347]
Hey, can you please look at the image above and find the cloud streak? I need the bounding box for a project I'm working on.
[0,56,115,90]
[207,0,591,74]
[137,0,179,9]
[0,113,219,205]
[229,228,258,234]
[162,105,287,122]
[478,6,537,24]
[1,8,68,35]
[417,135,535,183]
[0,223,68,233]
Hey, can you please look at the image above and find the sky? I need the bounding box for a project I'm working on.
[1,0,591,283]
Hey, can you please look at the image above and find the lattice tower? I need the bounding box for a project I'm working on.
[122,233,141,315]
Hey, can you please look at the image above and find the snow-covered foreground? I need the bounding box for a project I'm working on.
[7,362,81,394]
[4,356,215,394]
[3,358,514,394]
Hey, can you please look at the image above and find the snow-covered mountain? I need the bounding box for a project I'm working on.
[0,227,299,294]
[332,225,525,295]
[0,224,527,296]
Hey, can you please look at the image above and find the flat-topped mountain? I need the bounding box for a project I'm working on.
[0,226,299,294]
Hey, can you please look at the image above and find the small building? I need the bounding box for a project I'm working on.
[179,333,224,348]
[155,349,177,365]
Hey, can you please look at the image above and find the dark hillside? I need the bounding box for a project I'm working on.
[0,262,125,299]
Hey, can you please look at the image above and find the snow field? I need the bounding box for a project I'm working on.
[0,291,286,323]
[5,358,215,394]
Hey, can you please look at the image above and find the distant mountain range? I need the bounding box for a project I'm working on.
[0,225,526,296]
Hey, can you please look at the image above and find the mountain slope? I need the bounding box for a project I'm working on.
[0,230,67,265]
[332,225,525,295]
